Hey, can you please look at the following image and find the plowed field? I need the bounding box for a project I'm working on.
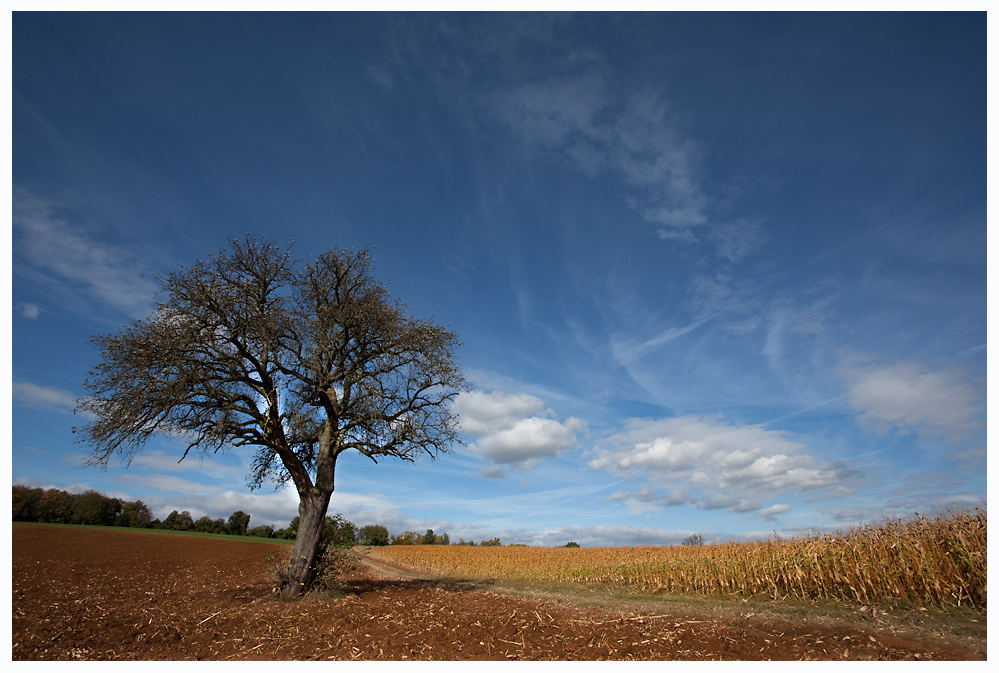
[11,524,985,661]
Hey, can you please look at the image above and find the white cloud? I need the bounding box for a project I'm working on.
[12,190,157,318]
[606,485,689,514]
[453,390,545,436]
[840,355,984,443]
[453,390,587,470]
[816,506,908,525]
[498,524,718,548]
[473,416,587,465]
[365,65,394,90]
[12,381,76,412]
[20,303,40,319]
[117,473,225,496]
[478,464,507,479]
[759,503,792,518]
[708,219,768,262]
[493,75,606,151]
[492,76,713,244]
[634,316,714,355]
[141,488,301,528]
[144,488,411,531]
[656,227,698,244]
[125,450,246,476]
[590,415,855,516]
[723,316,761,335]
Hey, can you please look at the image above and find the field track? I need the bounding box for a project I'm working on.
[12,524,985,661]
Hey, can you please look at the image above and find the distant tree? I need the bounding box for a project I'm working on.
[247,525,275,538]
[227,510,251,536]
[12,485,44,522]
[38,488,73,523]
[455,538,475,546]
[321,514,357,549]
[391,531,418,545]
[164,510,195,531]
[681,533,704,546]
[564,541,580,548]
[162,510,180,529]
[116,500,153,528]
[276,515,300,540]
[480,538,501,547]
[357,524,389,546]
[74,235,467,598]
[423,529,437,545]
[438,532,450,545]
[71,489,122,526]
[191,515,227,534]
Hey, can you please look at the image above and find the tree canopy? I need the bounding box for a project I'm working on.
[75,235,467,596]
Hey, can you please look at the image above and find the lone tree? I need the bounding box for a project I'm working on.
[74,235,467,598]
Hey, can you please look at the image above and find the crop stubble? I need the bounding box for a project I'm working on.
[11,524,984,661]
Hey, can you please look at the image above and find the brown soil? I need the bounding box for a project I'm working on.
[12,524,985,661]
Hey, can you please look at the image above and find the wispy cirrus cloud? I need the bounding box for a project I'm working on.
[487,54,768,262]
[124,450,247,477]
[12,381,77,412]
[116,473,226,496]
[12,190,157,319]
[493,80,712,242]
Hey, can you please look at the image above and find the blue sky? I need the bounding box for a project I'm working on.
[10,12,988,546]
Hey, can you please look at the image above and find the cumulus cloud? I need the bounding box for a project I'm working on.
[478,464,507,479]
[454,390,545,435]
[759,503,792,519]
[840,355,984,443]
[20,303,40,319]
[590,415,855,517]
[12,381,77,412]
[606,485,689,514]
[453,390,587,470]
[473,416,587,466]
[12,190,157,318]
[119,484,397,529]
[138,488,301,528]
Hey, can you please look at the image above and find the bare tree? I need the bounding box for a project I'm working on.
[75,235,467,598]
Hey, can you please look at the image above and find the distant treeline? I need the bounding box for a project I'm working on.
[11,485,488,546]
[12,485,265,537]
[384,530,501,547]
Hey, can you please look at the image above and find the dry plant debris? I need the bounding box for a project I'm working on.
[12,525,984,661]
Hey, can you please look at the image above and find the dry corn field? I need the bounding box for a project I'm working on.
[368,509,986,610]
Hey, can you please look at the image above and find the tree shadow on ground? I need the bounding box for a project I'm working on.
[339,576,491,599]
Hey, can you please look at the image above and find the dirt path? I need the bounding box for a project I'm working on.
[12,525,985,661]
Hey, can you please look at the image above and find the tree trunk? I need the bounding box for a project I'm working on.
[280,488,332,599]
